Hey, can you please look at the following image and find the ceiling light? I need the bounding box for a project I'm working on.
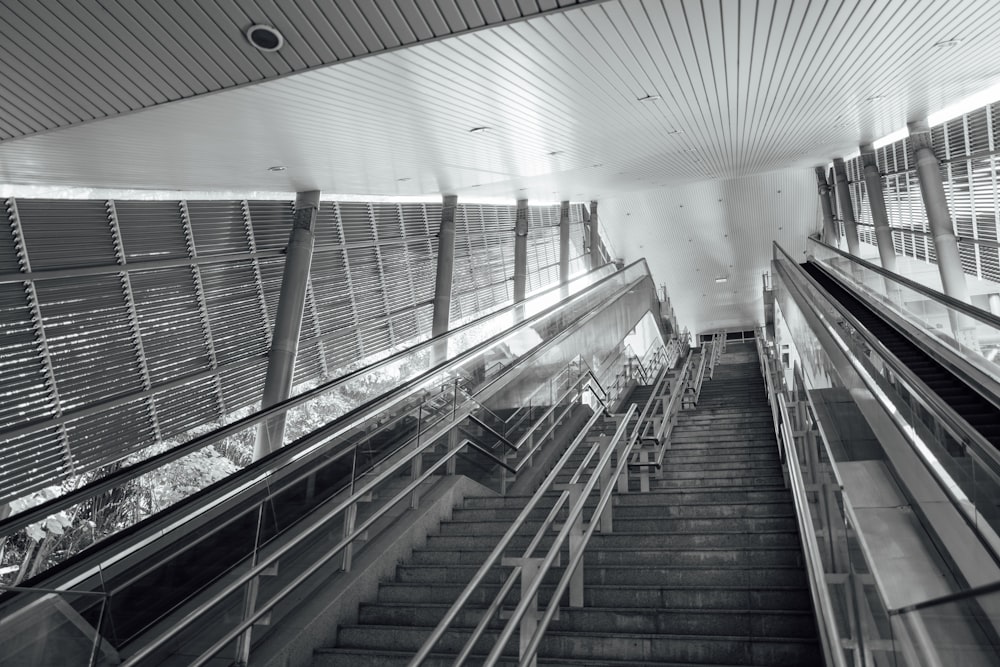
[591,163,603,168]
[468,126,490,134]
[638,94,661,102]
[667,129,684,135]
[246,24,284,52]
[267,165,286,172]
[715,276,728,283]
[864,94,886,102]
[548,151,563,156]
[933,38,962,48]
[397,177,411,182]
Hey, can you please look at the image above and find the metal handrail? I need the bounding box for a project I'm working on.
[629,351,691,470]
[0,259,649,539]
[808,235,1000,330]
[485,405,638,666]
[775,241,1000,483]
[755,331,848,667]
[408,407,608,666]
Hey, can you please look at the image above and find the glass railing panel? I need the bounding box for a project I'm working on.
[0,263,650,581]
[0,586,114,667]
[807,237,1000,386]
[776,243,1000,566]
[895,585,1000,667]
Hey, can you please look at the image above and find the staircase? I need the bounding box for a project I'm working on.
[316,343,821,665]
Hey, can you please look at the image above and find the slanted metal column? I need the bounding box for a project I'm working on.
[908,119,971,303]
[589,200,602,269]
[558,200,570,285]
[254,191,321,461]
[514,198,529,302]
[814,167,838,246]
[431,195,458,364]
[860,144,898,273]
[833,158,860,256]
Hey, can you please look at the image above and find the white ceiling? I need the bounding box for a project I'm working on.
[2,0,1000,333]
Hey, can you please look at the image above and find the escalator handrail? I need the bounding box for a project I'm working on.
[778,242,1000,481]
[809,235,1000,330]
[0,260,652,541]
[774,243,1000,560]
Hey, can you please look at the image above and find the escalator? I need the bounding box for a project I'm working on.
[1,260,664,666]
[800,260,1000,448]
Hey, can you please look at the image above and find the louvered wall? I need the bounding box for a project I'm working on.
[844,102,1000,284]
[0,198,585,505]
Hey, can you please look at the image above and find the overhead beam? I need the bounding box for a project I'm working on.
[254,190,321,461]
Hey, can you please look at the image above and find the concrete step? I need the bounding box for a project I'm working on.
[315,649,755,667]
[435,515,796,536]
[451,500,793,522]
[358,602,818,637]
[393,563,808,587]
[424,529,802,552]
[651,476,786,489]
[375,581,814,609]
[461,487,792,509]
[333,624,820,665]
[409,546,804,567]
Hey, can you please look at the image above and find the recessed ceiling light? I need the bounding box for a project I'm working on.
[715,276,728,283]
[397,177,411,182]
[934,38,962,48]
[591,163,603,168]
[864,94,886,102]
[470,184,481,188]
[518,187,528,191]
[638,94,662,102]
[682,148,697,153]
[667,129,684,135]
[267,165,286,172]
[468,127,490,134]
[548,151,563,156]
[246,24,284,52]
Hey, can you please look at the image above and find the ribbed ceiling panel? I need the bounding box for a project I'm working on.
[0,0,590,141]
[3,0,1000,199]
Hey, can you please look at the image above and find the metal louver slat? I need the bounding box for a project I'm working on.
[153,376,223,440]
[221,359,268,412]
[186,201,250,255]
[128,268,212,385]
[246,200,294,252]
[198,260,269,364]
[1,201,24,273]
[115,201,187,260]
[16,199,116,269]
[0,427,66,505]
[0,283,51,428]
[66,399,156,470]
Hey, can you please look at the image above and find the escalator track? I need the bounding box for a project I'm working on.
[801,260,1000,449]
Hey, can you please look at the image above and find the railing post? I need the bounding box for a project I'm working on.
[554,483,586,607]
[499,556,546,667]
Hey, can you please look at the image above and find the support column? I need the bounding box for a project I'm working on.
[815,167,838,246]
[589,200,602,269]
[254,191,320,461]
[833,158,860,256]
[513,198,529,302]
[860,144,898,273]
[908,119,971,304]
[558,200,570,285]
[990,293,1000,317]
[431,195,458,364]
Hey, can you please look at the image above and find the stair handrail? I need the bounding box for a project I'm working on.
[683,345,709,409]
[119,403,511,667]
[485,404,639,667]
[408,407,610,666]
[628,349,692,471]
[708,332,724,378]
[123,354,617,666]
[755,331,848,667]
